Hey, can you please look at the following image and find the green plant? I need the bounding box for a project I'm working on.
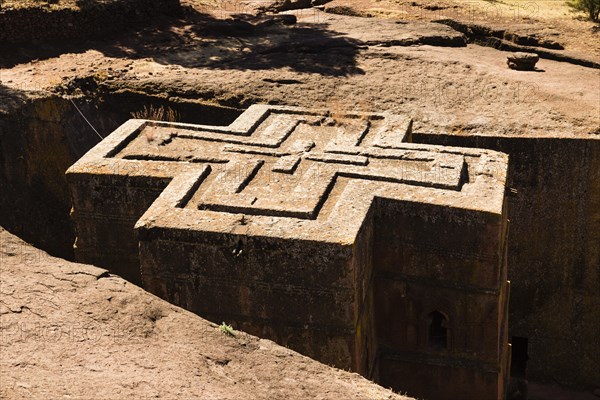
[219,322,236,337]
[567,0,600,21]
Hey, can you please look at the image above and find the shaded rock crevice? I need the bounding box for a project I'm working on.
[435,18,600,69]
[0,83,242,261]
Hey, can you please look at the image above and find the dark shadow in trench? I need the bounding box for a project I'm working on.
[0,82,242,260]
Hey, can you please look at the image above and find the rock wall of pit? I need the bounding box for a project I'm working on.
[414,133,600,387]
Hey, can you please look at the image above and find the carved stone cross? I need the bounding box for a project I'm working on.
[67,105,509,400]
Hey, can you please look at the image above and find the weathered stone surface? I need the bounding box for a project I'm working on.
[321,13,467,47]
[0,0,181,45]
[0,227,411,400]
[67,105,511,400]
[0,94,100,260]
[413,132,600,388]
[507,52,540,71]
[255,0,314,13]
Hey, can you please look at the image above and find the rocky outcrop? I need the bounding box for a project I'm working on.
[256,0,332,13]
[507,52,540,71]
[434,19,600,69]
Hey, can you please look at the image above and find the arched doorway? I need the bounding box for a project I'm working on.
[427,310,449,350]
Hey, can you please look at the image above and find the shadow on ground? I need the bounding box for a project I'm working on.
[0,6,363,76]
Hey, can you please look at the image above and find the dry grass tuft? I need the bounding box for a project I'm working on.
[132,105,179,143]
[131,105,180,123]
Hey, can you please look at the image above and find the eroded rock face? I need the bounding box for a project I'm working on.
[507,52,540,71]
[413,133,600,388]
[67,105,511,400]
[0,227,412,400]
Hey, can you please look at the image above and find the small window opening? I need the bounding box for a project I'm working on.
[428,311,448,350]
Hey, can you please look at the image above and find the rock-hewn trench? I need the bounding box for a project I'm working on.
[0,85,242,260]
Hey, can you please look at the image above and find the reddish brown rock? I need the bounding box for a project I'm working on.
[67,105,511,400]
[507,52,540,71]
